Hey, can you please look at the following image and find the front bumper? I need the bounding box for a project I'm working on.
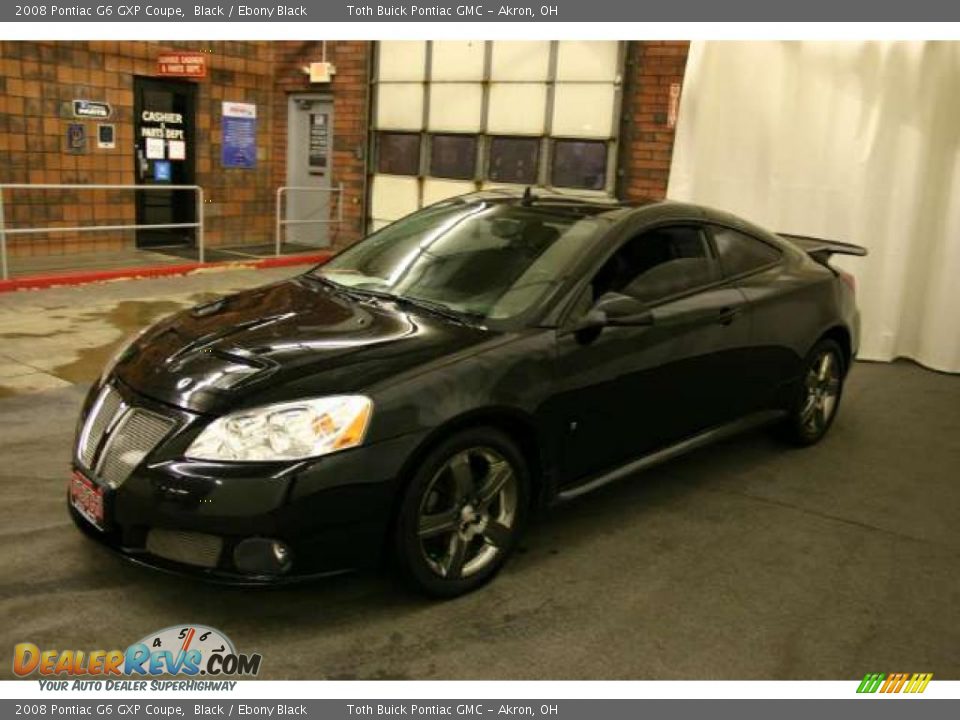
[69,380,426,583]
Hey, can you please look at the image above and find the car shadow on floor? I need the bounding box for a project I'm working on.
[79,423,792,629]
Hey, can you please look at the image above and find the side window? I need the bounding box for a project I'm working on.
[592,226,717,304]
[712,226,781,277]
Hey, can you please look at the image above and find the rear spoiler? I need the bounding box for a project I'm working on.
[778,233,868,263]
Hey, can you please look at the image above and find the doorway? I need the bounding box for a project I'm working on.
[133,77,197,249]
[286,95,333,247]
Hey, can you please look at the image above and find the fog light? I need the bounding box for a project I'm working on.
[233,538,292,575]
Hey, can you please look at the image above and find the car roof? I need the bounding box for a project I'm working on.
[450,190,786,248]
[454,188,704,221]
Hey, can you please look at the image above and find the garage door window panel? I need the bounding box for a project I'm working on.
[555,41,620,82]
[428,84,483,133]
[375,83,424,131]
[490,41,551,81]
[378,42,427,82]
[488,137,540,185]
[378,133,422,176]
[487,84,548,135]
[551,84,616,139]
[430,41,486,81]
[370,41,625,230]
[551,140,608,190]
[712,227,782,278]
[430,135,478,180]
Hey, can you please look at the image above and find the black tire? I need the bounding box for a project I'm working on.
[394,427,529,598]
[780,338,846,446]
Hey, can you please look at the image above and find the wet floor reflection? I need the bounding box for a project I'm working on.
[0,291,224,395]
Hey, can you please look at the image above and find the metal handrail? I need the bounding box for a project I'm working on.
[0,183,205,280]
[275,183,344,256]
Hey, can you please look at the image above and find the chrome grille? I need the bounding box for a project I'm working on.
[77,385,123,469]
[146,529,223,568]
[96,408,175,489]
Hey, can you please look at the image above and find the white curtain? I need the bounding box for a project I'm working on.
[667,41,960,373]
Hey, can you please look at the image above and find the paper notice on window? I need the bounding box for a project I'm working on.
[145,137,165,160]
[168,140,186,160]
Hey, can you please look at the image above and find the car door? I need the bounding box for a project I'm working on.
[549,224,752,486]
[707,224,792,413]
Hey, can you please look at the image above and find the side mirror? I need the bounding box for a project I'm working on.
[568,308,608,333]
[566,292,654,334]
[593,292,654,327]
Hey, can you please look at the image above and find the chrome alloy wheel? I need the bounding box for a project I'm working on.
[801,349,841,434]
[417,448,518,580]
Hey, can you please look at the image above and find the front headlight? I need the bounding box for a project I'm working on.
[185,395,373,462]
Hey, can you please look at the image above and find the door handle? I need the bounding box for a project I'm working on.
[716,307,740,326]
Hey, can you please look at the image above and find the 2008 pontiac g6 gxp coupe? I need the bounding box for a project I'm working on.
[70,191,866,596]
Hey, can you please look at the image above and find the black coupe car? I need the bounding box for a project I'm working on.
[70,191,865,596]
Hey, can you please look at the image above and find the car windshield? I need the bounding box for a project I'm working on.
[316,200,610,320]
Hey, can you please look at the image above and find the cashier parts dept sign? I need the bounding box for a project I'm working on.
[12,624,263,683]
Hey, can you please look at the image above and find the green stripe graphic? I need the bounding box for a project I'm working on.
[857,673,885,693]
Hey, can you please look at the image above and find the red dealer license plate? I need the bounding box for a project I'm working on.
[70,471,105,530]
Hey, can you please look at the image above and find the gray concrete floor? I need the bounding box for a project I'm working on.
[0,269,958,679]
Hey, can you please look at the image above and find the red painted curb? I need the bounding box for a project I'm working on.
[0,252,332,293]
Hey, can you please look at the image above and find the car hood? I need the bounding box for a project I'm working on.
[114,276,496,415]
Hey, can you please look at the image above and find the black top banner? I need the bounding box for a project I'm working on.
[3,0,959,21]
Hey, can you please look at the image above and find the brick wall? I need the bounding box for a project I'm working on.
[0,40,370,260]
[197,41,276,251]
[618,41,691,203]
[0,40,687,264]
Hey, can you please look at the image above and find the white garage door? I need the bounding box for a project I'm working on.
[370,41,625,231]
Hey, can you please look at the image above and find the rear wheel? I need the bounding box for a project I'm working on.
[781,338,845,445]
[394,428,528,597]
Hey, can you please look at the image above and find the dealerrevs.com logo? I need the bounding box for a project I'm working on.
[857,673,933,694]
[13,625,262,684]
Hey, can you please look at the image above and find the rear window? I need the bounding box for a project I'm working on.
[712,226,781,277]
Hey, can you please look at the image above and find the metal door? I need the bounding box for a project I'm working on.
[133,77,197,248]
[286,95,333,247]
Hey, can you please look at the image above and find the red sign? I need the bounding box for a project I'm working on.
[157,53,207,78]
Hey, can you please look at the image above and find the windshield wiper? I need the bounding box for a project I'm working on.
[342,286,483,326]
[302,273,341,290]
[306,275,483,325]
[398,296,485,325]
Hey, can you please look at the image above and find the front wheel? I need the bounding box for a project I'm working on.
[394,428,529,597]
[781,338,845,446]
